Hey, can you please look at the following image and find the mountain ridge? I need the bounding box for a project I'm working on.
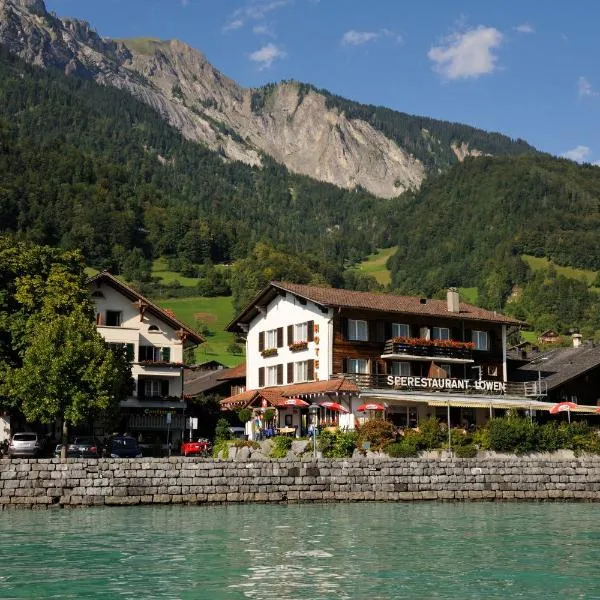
[0,0,535,197]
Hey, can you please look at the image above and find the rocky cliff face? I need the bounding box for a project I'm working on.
[0,0,430,197]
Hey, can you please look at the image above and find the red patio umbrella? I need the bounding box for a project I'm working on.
[550,401,577,423]
[356,403,385,412]
[282,398,309,407]
[319,401,350,413]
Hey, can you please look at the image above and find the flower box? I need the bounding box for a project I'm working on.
[289,341,308,352]
[261,347,278,358]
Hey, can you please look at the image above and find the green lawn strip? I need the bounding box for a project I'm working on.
[521,254,597,286]
[151,257,199,287]
[156,296,244,367]
[353,246,397,285]
[459,287,478,304]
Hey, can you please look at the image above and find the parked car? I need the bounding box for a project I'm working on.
[181,439,211,457]
[7,433,43,458]
[54,437,102,458]
[228,427,246,439]
[104,436,143,458]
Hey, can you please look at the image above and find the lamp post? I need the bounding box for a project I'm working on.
[309,404,319,459]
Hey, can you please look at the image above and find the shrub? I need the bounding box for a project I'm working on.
[232,440,259,449]
[356,420,396,451]
[472,428,490,450]
[318,430,357,458]
[263,408,276,423]
[487,417,538,454]
[270,435,293,458]
[454,444,478,458]
[237,408,252,424]
[212,440,229,459]
[538,421,566,452]
[386,439,418,457]
[214,418,231,443]
[413,417,446,450]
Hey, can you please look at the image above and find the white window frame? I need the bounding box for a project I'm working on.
[391,361,410,376]
[265,329,278,348]
[472,330,489,351]
[146,380,163,397]
[392,323,410,338]
[294,322,308,342]
[266,365,278,385]
[432,327,450,340]
[294,361,310,383]
[348,319,368,341]
[347,358,369,374]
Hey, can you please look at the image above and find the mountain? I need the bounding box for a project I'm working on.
[0,0,536,198]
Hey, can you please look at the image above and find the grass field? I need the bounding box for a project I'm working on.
[353,247,397,286]
[151,257,200,287]
[522,255,598,286]
[156,296,244,367]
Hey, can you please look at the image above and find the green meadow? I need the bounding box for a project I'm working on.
[521,254,598,287]
[353,247,397,286]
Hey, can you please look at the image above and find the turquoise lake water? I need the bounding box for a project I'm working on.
[1,502,599,599]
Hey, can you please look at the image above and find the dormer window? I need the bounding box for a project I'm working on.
[148,325,160,332]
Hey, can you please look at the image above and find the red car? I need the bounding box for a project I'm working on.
[181,439,211,457]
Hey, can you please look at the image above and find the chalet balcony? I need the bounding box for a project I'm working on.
[381,337,475,364]
[335,373,547,398]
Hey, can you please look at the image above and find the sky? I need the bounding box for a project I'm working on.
[44,0,600,164]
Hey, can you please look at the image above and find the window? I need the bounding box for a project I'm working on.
[265,329,278,348]
[105,310,122,327]
[148,325,160,332]
[348,319,368,341]
[294,322,308,341]
[107,343,134,362]
[91,291,104,298]
[144,379,169,397]
[391,361,410,376]
[440,364,452,378]
[432,327,450,340]
[266,365,279,386]
[347,358,369,374]
[295,361,310,382]
[472,330,489,351]
[392,323,410,338]
[139,346,161,362]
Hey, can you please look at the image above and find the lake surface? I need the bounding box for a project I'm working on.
[1,502,599,599]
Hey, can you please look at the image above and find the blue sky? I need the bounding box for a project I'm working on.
[45,0,600,164]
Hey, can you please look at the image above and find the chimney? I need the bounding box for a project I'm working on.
[572,333,582,348]
[447,287,459,313]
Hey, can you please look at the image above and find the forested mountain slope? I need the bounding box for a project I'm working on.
[0,46,393,278]
[387,155,600,332]
[0,0,536,197]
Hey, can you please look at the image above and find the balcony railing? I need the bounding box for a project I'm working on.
[336,373,547,398]
[382,338,474,362]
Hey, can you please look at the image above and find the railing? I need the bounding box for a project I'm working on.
[335,373,547,398]
[382,339,473,361]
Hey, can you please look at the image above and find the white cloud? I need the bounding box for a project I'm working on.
[578,76,597,98]
[514,23,534,34]
[245,0,292,20]
[223,18,244,31]
[253,24,275,36]
[249,43,286,69]
[428,26,503,80]
[562,145,591,163]
[341,28,401,47]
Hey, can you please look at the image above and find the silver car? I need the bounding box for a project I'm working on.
[8,433,42,458]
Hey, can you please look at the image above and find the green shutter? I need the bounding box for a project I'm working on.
[161,347,171,362]
[126,344,134,362]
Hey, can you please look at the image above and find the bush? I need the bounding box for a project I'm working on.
[454,444,478,458]
[487,417,538,454]
[472,428,490,450]
[237,408,252,424]
[356,420,396,451]
[318,430,357,458]
[414,417,447,450]
[233,440,259,449]
[386,439,418,457]
[227,343,244,355]
[212,440,229,458]
[214,418,231,443]
[270,435,293,458]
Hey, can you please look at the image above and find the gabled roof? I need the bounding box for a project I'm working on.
[227,281,526,332]
[515,345,600,391]
[87,270,203,345]
[216,362,246,381]
[220,378,359,409]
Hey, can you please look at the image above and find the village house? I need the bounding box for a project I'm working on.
[89,271,203,446]
[223,282,600,438]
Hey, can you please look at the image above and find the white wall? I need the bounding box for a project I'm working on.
[246,293,333,389]
[92,282,185,399]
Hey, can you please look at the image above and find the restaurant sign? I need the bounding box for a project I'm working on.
[386,376,506,394]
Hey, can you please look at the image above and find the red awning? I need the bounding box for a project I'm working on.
[282,398,309,407]
[319,401,350,413]
[357,403,385,411]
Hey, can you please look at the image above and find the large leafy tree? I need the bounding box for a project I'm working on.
[0,237,133,446]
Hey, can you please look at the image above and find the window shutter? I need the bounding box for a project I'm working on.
[341,317,348,341]
[368,320,377,342]
[287,325,294,345]
[451,327,460,342]
[277,327,284,348]
[342,358,348,373]
[287,362,294,383]
[384,322,392,341]
[258,367,265,387]
[258,331,264,352]
[307,320,314,342]
[465,328,473,344]
[137,379,145,400]
[126,344,134,362]
[161,347,171,362]
[307,359,315,381]
[160,380,169,397]
[277,364,284,385]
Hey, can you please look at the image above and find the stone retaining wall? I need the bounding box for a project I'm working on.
[2,455,600,509]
